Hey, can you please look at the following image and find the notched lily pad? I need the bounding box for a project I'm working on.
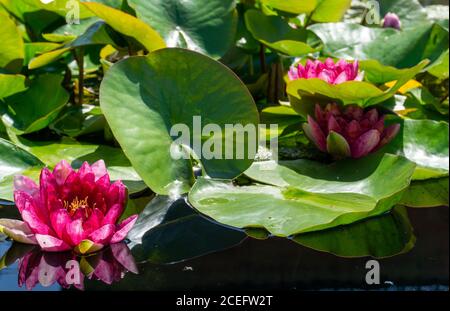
[245,9,316,56]
[189,154,416,236]
[100,48,259,195]
[293,206,416,258]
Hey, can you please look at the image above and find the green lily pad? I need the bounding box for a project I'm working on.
[100,48,259,195]
[245,9,316,56]
[311,0,351,23]
[427,49,449,80]
[0,11,24,73]
[50,104,105,138]
[0,74,69,134]
[127,0,237,59]
[42,17,101,42]
[0,0,94,37]
[82,2,166,53]
[309,22,448,68]
[189,154,416,236]
[260,0,317,15]
[293,205,415,258]
[425,5,449,30]
[0,74,27,99]
[23,42,61,66]
[399,177,449,208]
[29,21,120,69]
[0,138,43,201]
[383,119,449,180]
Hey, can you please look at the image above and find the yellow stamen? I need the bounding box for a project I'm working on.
[64,196,89,217]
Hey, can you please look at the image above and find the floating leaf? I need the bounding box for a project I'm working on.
[127,0,236,59]
[0,74,69,134]
[23,42,61,66]
[82,2,166,53]
[0,11,24,72]
[245,9,316,56]
[293,206,415,258]
[309,22,448,68]
[29,21,119,69]
[400,177,449,208]
[0,74,27,99]
[384,119,449,180]
[260,0,317,15]
[311,0,351,23]
[427,49,449,80]
[100,48,259,195]
[189,154,416,236]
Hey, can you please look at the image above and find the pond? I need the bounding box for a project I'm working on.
[1,198,448,291]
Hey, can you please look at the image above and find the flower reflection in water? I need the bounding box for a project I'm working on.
[17,242,138,290]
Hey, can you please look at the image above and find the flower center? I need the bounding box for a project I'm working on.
[64,196,90,217]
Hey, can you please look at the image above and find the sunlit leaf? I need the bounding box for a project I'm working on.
[245,9,316,56]
[293,206,415,258]
[127,0,236,59]
[100,48,259,195]
[189,154,416,236]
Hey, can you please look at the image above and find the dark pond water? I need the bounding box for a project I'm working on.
[0,199,448,291]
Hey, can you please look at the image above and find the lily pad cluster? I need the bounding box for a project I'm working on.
[0,0,448,262]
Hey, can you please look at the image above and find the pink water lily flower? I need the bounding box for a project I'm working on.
[0,160,137,254]
[288,58,364,84]
[303,103,401,159]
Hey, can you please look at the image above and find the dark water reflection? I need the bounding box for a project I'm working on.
[0,200,448,291]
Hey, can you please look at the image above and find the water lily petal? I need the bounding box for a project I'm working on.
[351,129,381,158]
[334,71,349,84]
[379,124,401,148]
[83,208,104,233]
[303,116,327,152]
[110,243,138,274]
[65,219,86,246]
[327,115,342,133]
[50,209,71,239]
[14,190,34,214]
[0,219,37,244]
[107,181,127,207]
[14,176,39,200]
[52,160,73,186]
[110,215,138,244]
[91,160,108,181]
[88,224,115,245]
[35,234,71,252]
[21,204,53,235]
[102,204,124,226]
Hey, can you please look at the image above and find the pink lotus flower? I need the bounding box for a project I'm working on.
[288,58,364,84]
[383,13,401,30]
[18,242,138,290]
[0,160,137,254]
[303,103,400,159]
